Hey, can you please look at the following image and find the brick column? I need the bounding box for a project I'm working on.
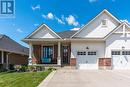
[70,58,76,66]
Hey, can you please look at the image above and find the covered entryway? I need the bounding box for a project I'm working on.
[62,45,70,65]
[77,51,98,69]
[112,51,130,69]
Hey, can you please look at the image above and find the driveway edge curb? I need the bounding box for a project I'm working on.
[38,70,57,87]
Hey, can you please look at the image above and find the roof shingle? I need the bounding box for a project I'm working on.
[56,30,77,39]
[0,34,28,55]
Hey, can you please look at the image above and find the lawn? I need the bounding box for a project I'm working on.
[0,70,51,87]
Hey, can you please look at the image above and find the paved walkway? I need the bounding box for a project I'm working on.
[39,68,130,87]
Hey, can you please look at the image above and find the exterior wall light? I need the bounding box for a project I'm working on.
[86,47,89,50]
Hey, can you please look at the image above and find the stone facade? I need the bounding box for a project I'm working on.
[70,58,76,66]
[99,58,111,69]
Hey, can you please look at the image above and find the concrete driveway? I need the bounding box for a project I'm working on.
[42,69,130,87]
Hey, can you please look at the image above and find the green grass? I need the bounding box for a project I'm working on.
[0,71,51,87]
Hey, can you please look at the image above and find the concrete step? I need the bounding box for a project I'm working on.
[62,66,76,69]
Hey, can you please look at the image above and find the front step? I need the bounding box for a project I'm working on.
[62,66,76,69]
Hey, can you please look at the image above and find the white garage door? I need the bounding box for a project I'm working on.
[112,51,130,69]
[77,51,98,70]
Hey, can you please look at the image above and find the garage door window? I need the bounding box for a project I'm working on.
[122,51,130,55]
[112,51,120,55]
[77,51,86,55]
[88,51,96,55]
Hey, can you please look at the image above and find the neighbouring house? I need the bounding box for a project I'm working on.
[0,34,28,70]
[23,9,130,70]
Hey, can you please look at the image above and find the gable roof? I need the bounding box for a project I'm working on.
[70,9,121,38]
[104,22,130,39]
[56,30,77,39]
[25,24,62,39]
[0,34,28,55]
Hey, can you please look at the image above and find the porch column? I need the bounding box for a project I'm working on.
[28,43,33,65]
[6,54,9,70]
[2,51,4,64]
[57,42,61,66]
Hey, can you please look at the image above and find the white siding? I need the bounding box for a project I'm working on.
[30,27,58,38]
[71,41,105,58]
[105,27,130,58]
[75,13,119,38]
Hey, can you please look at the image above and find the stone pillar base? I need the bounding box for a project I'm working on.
[28,57,32,65]
[70,58,76,66]
[57,57,61,66]
[99,58,112,70]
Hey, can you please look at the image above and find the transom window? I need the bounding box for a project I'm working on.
[88,51,96,55]
[122,51,130,55]
[77,51,86,55]
[112,51,120,55]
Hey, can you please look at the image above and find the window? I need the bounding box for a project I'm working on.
[77,51,86,55]
[122,51,130,55]
[88,51,96,55]
[102,19,107,26]
[112,51,120,55]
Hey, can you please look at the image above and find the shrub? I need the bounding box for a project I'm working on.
[47,67,57,71]
[9,64,15,70]
[14,65,21,72]
[28,65,37,72]
[0,64,8,72]
[20,65,28,72]
[28,65,45,72]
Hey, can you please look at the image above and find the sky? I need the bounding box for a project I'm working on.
[0,0,130,47]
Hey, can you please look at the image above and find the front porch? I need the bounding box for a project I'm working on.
[28,41,71,66]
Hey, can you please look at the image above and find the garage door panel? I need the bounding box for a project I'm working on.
[77,51,98,70]
[112,51,130,70]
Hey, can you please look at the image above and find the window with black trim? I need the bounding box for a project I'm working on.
[77,51,86,55]
[112,51,120,55]
[122,51,130,55]
[88,51,96,55]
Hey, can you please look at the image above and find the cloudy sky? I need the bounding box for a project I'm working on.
[0,0,130,47]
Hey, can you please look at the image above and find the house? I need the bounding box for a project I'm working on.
[0,34,28,70]
[23,9,130,70]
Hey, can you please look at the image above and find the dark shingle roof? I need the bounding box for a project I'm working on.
[0,34,28,55]
[56,30,77,39]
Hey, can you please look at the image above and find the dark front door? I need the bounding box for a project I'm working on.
[62,46,69,64]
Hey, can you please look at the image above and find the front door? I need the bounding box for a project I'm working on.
[62,46,69,64]
[42,46,53,64]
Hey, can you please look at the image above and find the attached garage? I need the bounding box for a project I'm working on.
[77,51,98,69]
[112,51,130,69]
